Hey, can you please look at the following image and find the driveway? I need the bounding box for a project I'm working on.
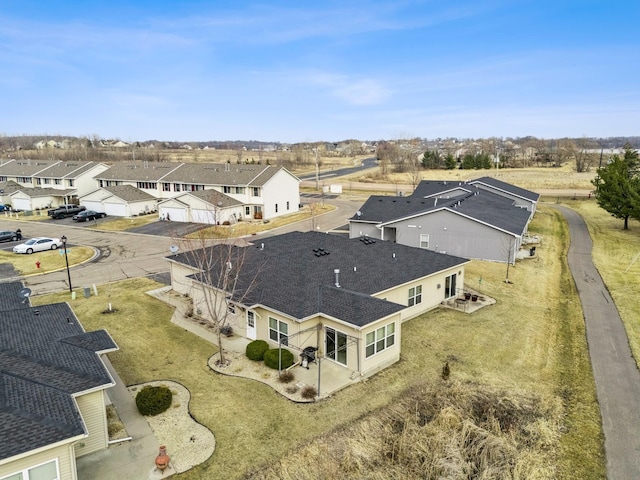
[557,206,640,480]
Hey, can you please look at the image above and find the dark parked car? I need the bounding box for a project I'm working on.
[48,204,85,219]
[0,230,19,242]
[72,210,107,222]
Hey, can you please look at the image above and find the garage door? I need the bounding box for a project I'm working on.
[104,203,127,217]
[191,209,216,225]
[12,199,31,211]
[83,201,104,212]
[160,207,188,222]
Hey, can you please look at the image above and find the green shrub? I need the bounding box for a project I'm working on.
[264,348,294,369]
[135,385,172,416]
[246,340,269,361]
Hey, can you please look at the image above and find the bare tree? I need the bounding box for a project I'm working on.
[178,230,262,365]
[407,160,422,192]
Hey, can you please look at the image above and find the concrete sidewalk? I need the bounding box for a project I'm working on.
[76,358,174,480]
[558,206,640,480]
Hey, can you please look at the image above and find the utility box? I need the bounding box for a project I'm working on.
[83,287,91,298]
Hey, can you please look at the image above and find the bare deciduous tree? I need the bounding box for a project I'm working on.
[178,230,262,365]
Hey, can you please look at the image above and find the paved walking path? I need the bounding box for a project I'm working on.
[558,206,640,479]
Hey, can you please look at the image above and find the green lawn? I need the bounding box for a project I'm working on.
[32,203,606,479]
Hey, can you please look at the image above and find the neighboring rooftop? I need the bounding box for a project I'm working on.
[0,283,118,462]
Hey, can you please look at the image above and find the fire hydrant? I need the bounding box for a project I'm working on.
[35,261,41,269]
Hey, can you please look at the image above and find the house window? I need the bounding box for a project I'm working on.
[445,273,457,298]
[137,182,157,190]
[43,178,50,184]
[163,183,171,191]
[365,322,396,358]
[67,179,74,187]
[269,317,288,344]
[245,206,251,216]
[54,178,61,185]
[236,187,244,194]
[408,285,422,306]
[420,234,429,249]
[1,459,59,480]
[252,187,260,197]
[174,184,181,192]
[275,204,278,213]
[247,311,255,328]
[227,303,236,315]
[99,180,104,187]
[286,201,290,210]
[223,186,231,194]
[18,177,30,183]
[36,178,42,185]
[0,176,6,181]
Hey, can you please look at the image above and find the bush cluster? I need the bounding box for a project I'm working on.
[135,385,172,416]
[264,348,294,369]
[246,340,269,361]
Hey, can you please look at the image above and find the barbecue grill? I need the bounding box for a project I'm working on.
[300,346,318,369]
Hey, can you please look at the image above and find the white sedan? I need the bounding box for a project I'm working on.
[13,237,60,254]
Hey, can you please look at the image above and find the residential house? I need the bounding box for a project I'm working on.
[167,231,469,379]
[93,161,300,222]
[0,160,109,211]
[157,189,243,224]
[349,178,539,264]
[0,282,118,480]
[80,185,158,217]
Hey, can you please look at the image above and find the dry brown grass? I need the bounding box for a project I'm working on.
[351,163,596,192]
[0,246,94,275]
[244,380,560,480]
[29,202,604,479]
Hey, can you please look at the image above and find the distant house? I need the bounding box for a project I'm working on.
[94,161,300,222]
[0,282,118,480]
[167,231,469,379]
[157,189,243,224]
[0,160,109,211]
[349,178,539,264]
[79,184,158,217]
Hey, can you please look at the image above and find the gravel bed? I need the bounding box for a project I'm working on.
[128,380,215,473]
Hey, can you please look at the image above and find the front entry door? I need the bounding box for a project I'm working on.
[326,327,347,365]
[246,311,257,340]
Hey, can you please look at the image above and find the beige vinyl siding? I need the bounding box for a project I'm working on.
[74,390,108,457]
[0,443,76,480]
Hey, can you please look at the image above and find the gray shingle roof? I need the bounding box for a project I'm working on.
[0,159,58,176]
[0,298,117,461]
[172,231,468,327]
[470,176,540,202]
[187,190,243,208]
[352,182,532,236]
[35,161,103,179]
[96,161,181,182]
[96,161,294,187]
[103,184,156,202]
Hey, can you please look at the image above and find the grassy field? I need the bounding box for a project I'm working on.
[0,246,94,276]
[31,200,605,479]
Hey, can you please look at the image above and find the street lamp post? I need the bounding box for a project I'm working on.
[61,235,72,293]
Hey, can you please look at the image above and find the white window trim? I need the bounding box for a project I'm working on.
[408,285,422,306]
[1,458,60,480]
[365,322,396,358]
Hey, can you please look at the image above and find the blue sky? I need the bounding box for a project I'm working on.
[1,1,638,143]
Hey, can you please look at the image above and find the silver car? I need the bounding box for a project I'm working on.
[13,237,60,254]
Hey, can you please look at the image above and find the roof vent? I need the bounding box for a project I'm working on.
[334,269,340,288]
